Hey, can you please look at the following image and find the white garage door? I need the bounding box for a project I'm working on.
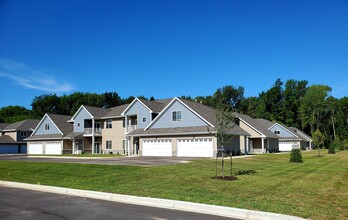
[177,138,213,157]
[142,140,172,156]
[45,142,62,154]
[28,143,43,154]
[279,142,299,151]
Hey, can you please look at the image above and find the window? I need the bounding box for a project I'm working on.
[106,140,112,149]
[45,123,50,131]
[142,117,147,123]
[106,119,112,129]
[20,131,27,137]
[77,122,80,127]
[274,130,280,135]
[172,111,182,121]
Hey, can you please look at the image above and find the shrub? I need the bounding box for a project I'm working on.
[289,148,303,163]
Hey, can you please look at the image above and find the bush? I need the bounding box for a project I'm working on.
[328,144,336,154]
[289,148,303,163]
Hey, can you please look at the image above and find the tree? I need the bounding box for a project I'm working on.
[312,129,325,157]
[257,79,284,121]
[282,79,308,128]
[215,102,238,178]
[0,106,33,123]
[31,94,61,118]
[300,85,332,134]
[289,148,303,163]
[213,86,245,111]
[102,92,122,108]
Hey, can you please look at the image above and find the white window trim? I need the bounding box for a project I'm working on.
[45,122,50,131]
[77,122,81,127]
[106,119,112,129]
[172,110,182,122]
[142,117,147,123]
[106,140,112,149]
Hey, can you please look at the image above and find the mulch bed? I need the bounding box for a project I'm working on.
[212,176,238,181]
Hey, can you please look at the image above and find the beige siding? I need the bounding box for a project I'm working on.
[5,131,17,141]
[239,121,262,138]
[102,118,126,154]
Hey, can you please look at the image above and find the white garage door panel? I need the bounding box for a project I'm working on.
[28,144,43,154]
[279,142,299,151]
[177,139,213,157]
[45,142,62,154]
[142,140,172,156]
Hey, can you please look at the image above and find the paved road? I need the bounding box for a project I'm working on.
[0,186,237,220]
[0,154,200,167]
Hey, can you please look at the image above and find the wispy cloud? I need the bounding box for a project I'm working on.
[0,58,74,93]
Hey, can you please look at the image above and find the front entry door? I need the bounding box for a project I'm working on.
[94,142,101,154]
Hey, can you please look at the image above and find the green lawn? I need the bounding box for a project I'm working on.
[1,150,347,220]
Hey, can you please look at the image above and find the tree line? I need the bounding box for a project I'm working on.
[1,78,347,147]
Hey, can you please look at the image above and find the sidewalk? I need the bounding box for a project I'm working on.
[0,180,305,220]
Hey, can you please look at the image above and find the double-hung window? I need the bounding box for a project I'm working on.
[45,123,50,131]
[106,140,112,149]
[172,111,182,121]
[106,119,112,129]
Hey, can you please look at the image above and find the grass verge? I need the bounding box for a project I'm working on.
[1,150,347,220]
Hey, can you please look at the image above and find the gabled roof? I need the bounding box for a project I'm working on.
[0,123,9,130]
[103,104,129,118]
[234,113,279,138]
[254,118,275,130]
[139,99,167,113]
[180,99,218,126]
[0,135,17,144]
[47,114,73,136]
[83,105,111,118]
[128,124,249,137]
[144,97,215,130]
[2,119,40,131]
[289,127,312,141]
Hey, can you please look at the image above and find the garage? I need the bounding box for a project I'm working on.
[45,142,62,154]
[142,139,172,156]
[177,138,213,157]
[279,141,299,151]
[28,143,43,154]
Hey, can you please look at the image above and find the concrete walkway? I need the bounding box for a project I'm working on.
[0,181,305,220]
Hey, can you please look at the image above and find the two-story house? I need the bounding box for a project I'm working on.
[0,119,39,154]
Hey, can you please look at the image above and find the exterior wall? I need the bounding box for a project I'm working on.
[218,135,242,155]
[63,139,72,154]
[16,131,32,142]
[33,116,61,135]
[139,135,217,157]
[151,100,207,129]
[84,138,92,153]
[239,121,261,138]
[73,108,92,132]
[102,118,125,154]
[4,131,17,141]
[269,124,296,138]
[268,138,279,152]
[124,101,152,129]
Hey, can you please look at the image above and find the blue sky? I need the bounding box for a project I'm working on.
[0,0,347,108]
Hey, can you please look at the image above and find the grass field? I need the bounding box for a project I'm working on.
[1,150,347,220]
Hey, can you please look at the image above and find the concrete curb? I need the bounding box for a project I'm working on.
[27,156,128,160]
[0,181,305,220]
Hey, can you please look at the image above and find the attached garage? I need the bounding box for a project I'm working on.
[45,142,62,154]
[279,141,299,151]
[142,139,172,156]
[28,142,62,155]
[177,138,213,157]
[28,143,43,154]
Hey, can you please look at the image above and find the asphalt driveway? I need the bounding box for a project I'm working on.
[0,154,200,167]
